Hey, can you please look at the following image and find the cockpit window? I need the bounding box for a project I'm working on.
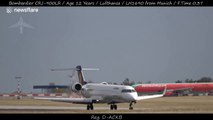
[101,82,108,85]
[132,89,136,92]
[121,89,136,93]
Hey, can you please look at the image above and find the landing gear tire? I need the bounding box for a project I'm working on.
[87,104,94,110]
[91,105,94,110]
[110,105,113,110]
[114,105,117,110]
[110,104,117,110]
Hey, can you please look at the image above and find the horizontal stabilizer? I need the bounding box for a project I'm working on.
[51,67,99,71]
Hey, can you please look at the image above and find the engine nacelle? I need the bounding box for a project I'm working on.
[71,82,82,92]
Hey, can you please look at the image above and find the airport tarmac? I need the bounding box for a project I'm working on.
[0,105,145,110]
[0,105,191,113]
[1,96,213,113]
[0,105,150,113]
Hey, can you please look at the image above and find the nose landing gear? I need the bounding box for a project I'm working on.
[129,101,136,110]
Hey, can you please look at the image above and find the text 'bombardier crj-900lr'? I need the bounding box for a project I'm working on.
[34,65,166,110]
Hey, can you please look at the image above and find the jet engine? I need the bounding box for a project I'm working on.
[71,82,82,92]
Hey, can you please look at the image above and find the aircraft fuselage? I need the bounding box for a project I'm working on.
[81,83,137,103]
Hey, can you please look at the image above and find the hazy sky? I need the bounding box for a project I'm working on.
[0,7,213,93]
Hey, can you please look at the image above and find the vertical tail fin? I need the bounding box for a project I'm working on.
[76,65,99,85]
[76,65,87,85]
[51,65,99,85]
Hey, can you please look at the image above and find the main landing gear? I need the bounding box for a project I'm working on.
[110,104,117,110]
[86,101,136,110]
[87,103,94,110]
[129,101,136,110]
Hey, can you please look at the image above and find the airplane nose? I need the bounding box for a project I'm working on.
[132,93,138,101]
[128,93,138,101]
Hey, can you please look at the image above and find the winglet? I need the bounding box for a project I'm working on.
[162,86,167,95]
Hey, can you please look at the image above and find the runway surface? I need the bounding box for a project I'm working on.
[0,105,135,110]
[1,96,213,113]
[0,105,151,113]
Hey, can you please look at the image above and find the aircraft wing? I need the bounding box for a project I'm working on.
[34,97,96,104]
[23,22,34,28]
[8,23,19,28]
[136,94,164,100]
[136,87,166,101]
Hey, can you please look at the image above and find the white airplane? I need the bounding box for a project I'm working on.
[8,16,33,34]
[34,65,166,110]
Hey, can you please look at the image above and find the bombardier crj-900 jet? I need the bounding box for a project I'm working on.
[8,16,33,34]
[35,65,166,110]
